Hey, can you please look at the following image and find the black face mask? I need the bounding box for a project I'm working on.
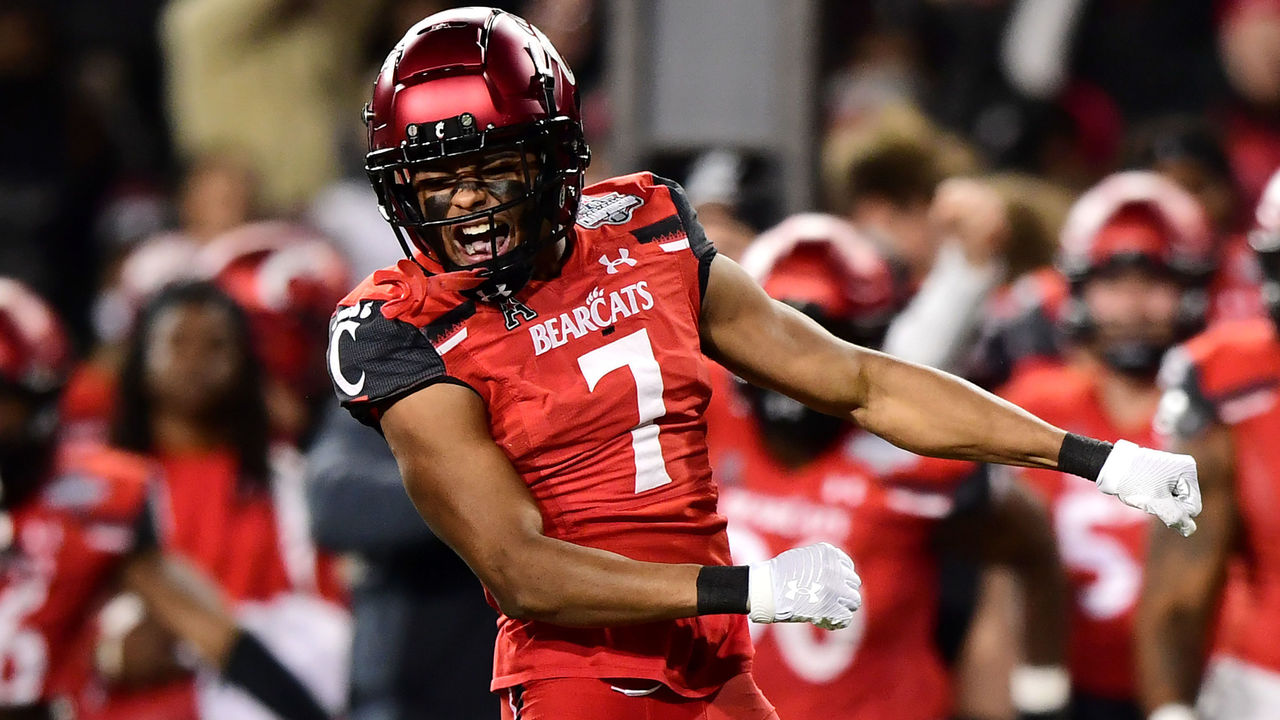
[1099,338,1168,380]
[744,385,847,460]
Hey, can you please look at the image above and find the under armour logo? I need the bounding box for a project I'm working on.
[475,284,511,302]
[784,580,824,604]
[599,249,638,274]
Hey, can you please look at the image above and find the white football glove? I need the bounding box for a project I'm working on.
[747,542,862,630]
[1097,440,1202,537]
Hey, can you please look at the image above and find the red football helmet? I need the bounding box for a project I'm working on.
[1058,171,1216,372]
[741,213,902,349]
[364,6,590,298]
[1059,170,1215,283]
[201,222,350,396]
[736,214,900,455]
[0,278,71,397]
[1251,167,1280,325]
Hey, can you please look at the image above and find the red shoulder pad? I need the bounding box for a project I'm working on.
[46,443,152,523]
[1179,318,1280,396]
[1156,318,1280,437]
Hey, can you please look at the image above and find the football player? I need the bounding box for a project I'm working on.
[1000,172,1216,720]
[0,278,330,720]
[331,8,1202,717]
[1138,166,1280,720]
[705,214,1067,720]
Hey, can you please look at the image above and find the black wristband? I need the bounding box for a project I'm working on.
[223,631,329,720]
[696,565,749,615]
[1057,432,1113,482]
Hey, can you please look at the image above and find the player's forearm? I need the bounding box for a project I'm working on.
[1135,595,1211,709]
[481,534,703,626]
[850,349,1066,469]
[1012,536,1068,667]
[1136,529,1228,708]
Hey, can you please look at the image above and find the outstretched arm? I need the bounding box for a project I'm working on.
[700,254,1200,534]
[1136,423,1236,715]
[380,382,861,628]
[701,254,1063,468]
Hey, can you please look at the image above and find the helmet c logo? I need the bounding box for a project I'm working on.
[329,303,373,396]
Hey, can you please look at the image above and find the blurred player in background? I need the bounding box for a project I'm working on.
[332,8,1202,718]
[705,214,1068,720]
[0,278,331,720]
[1138,167,1280,720]
[80,283,348,720]
[201,222,351,443]
[63,221,350,447]
[1000,171,1216,720]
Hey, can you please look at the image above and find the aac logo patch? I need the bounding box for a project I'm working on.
[577,192,644,228]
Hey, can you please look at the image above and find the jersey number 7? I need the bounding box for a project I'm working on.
[577,329,674,493]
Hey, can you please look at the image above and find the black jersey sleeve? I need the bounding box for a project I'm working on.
[651,175,717,297]
[327,299,451,427]
[1154,346,1218,441]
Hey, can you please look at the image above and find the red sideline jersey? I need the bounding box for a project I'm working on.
[1000,365,1154,700]
[328,173,751,696]
[1156,317,1280,675]
[0,444,153,706]
[704,366,974,720]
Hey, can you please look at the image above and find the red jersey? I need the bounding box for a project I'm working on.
[1000,365,1154,699]
[704,367,974,720]
[0,444,152,705]
[79,445,345,720]
[329,173,751,695]
[154,447,343,604]
[1157,317,1280,674]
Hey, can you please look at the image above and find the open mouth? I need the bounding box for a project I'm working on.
[451,220,513,263]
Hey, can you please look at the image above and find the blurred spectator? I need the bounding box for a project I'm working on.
[307,406,497,720]
[682,150,758,262]
[160,0,380,212]
[80,282,349,720]
[1124,116,1267,322]
[1124,116,1242,234]
[0,0,113,338]
[91,151,261,348]
[1219,0,1280,209]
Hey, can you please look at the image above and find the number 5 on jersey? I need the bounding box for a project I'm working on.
[577,329,674,493]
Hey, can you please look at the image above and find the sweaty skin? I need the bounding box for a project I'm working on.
[383,251,1074,626]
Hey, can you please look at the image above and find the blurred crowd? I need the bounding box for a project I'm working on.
[2,0,1280,719]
